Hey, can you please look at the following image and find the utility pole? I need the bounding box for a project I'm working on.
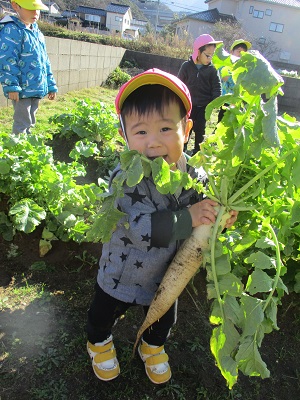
[155,0,160,36]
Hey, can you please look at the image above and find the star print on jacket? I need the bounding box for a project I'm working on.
[120,253,127,262]
[126,187,147,205]
[120,236,133,246]
[97,162,207,306]
[134,260,143,269]
[141,233,150,242]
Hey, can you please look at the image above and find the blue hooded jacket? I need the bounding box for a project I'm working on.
[0,15,57,99]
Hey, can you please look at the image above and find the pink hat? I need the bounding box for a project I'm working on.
[192,34,223,62]
[115,68,192,117]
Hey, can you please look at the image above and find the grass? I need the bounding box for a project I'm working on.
[0,85,119,136]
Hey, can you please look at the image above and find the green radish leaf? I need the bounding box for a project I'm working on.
[210,320,239,389]
[261,96,280,147]
[9,199,46,233]
[126,154,144,187]
[264,297,279,330]
[245,251,275,269]
[152,158,171,194]
[223,294,243,327]
[246,269,273,294]
[291,201,300,225]
[291,154,300,188]
[235,336,270,378]
[255,236,275,249]
[240,295,264,337]
[215,253,231,276]
[218,273,243,297]
[0,159,10,174]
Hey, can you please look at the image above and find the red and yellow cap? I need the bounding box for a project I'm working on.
[115,68,192,117]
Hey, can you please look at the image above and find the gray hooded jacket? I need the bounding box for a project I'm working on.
[97,156,207,305]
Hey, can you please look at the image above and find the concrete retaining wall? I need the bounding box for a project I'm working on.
[0,37,126,107]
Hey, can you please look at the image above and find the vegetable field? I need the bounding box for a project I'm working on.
[1,52,300,399]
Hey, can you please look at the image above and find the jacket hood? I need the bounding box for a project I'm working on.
[0,15,14,24]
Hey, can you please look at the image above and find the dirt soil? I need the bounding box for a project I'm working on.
[0,225,300,400]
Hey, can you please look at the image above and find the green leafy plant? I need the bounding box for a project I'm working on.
[0,132,107,243]
[50,98,122,176]
[104,66,131,88]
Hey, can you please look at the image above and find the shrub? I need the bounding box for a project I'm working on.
[104,67,131,89]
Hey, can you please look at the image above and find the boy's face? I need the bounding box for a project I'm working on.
[231,46,247,58]
[120,101,192,168]
[12,2,40,25]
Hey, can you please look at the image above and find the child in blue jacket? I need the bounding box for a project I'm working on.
[0,0,57,134]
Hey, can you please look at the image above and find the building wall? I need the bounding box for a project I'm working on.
[0,36,126,107]
[206,0,300,65]
[237,2,300,65]
[176,19,216,40]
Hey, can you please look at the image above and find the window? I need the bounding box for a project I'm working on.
[115,16,122,22]
[249,6,253,14]
[269,22,284,33]
[265,9,272,16]
[253,10,264,19]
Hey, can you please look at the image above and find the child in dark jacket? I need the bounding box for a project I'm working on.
[86,68,238,385]
[178,34,222,154]
[0,0,57,134]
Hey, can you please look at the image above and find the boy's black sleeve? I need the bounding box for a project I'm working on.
[151,208,192,248]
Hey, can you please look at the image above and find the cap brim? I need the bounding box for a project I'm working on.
[230,40,252,51]
[116,70,191,116]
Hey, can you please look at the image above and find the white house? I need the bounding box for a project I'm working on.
[205,0,300,65]
[106,3,132,34]
[47,2,60,14]
[174,8,236,39]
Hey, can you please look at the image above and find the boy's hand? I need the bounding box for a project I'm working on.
[48,92,56,100]
[189,199,219,227]
[189,200,238,228]
[224,210,238,229]
[8,92,19,101]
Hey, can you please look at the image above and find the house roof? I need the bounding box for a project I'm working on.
[75,6,106,16]
[258,0,300,7]
[205,0,300,8]
[180,8,236,23]
[106,3,130,14]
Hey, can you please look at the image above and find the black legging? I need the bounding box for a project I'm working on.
[189,106,206,154]
[87,283,177,347]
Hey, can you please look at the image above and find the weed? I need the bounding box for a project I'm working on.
[156,382,187,399]
[29,378,68,400]
[29,261,49,271]
[7,243,19,259]
[186,337,205,353]
[74,250,98,272]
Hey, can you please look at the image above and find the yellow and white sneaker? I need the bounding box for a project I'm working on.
[87,335,120,381]
[138,339,171,384]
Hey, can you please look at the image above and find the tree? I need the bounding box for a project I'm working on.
[211,21,252,52]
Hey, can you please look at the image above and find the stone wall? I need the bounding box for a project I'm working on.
[0,37,126,107]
